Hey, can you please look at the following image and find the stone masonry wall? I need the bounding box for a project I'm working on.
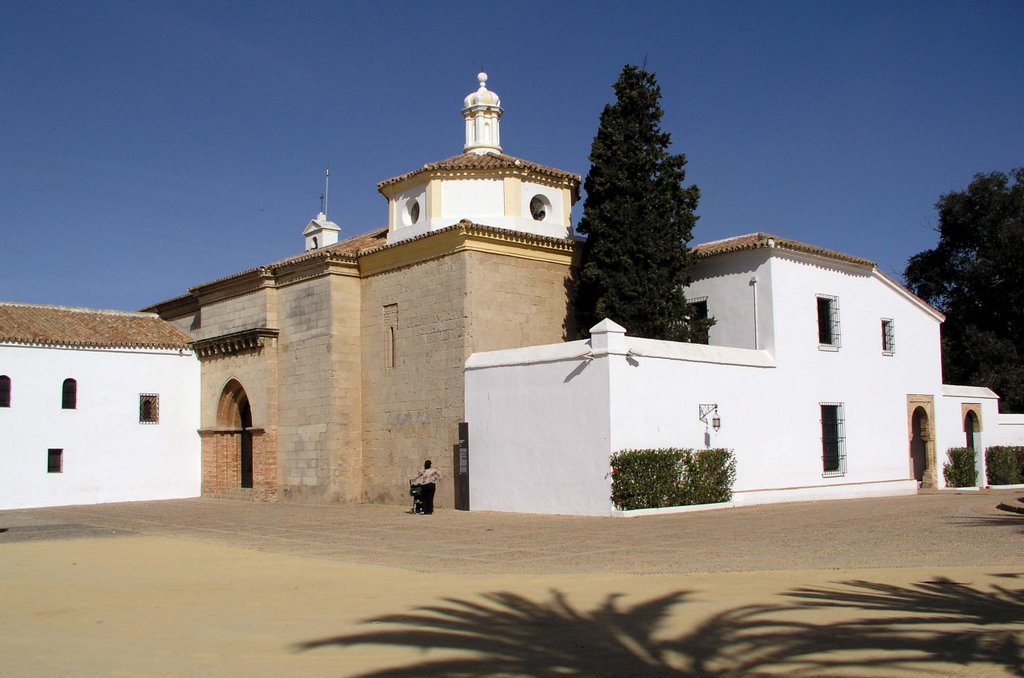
[275,278,334,499]
[464,250,575,350]
[327,273,363,502]
[360,254,469,507]
[360,247,574,508]
[193,291,268,341]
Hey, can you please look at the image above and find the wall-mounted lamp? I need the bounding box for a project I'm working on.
[699,403,721,432]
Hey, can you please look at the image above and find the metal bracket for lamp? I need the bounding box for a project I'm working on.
[699,404,721,432]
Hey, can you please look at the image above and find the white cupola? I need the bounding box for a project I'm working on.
[462,72,502,154]
[303,211,340,251]
[377,72,581,245]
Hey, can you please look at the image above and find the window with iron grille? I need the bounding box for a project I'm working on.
[687,297,710,344]
[0,375,9,407]
[881,318,895,355]
[139,394,159,424]
[47,448,63,474]
[820,403,846,476]
[61,378,77,409]
[816,295,841,349]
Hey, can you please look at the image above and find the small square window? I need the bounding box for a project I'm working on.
[881,318,895,355]
[139,394,159,424]
[48,448,63,474]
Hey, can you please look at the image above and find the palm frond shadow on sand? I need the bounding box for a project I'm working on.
[295,577,1023,677]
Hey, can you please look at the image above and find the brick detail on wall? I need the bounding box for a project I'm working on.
[199,428,279,501]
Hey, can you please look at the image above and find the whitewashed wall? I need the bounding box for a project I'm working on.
[466,339,612,515]
[933,387,1024,486]
[465,247,963,516]
[994,414,1024,447]
[0,344,201,509]
[467,320,925,516]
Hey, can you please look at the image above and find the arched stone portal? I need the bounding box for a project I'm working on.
[199,379,277,500]
[907,396,937,489]
[216,380,253,489]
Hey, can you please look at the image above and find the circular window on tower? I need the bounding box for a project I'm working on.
[529,194,551,222]
[403,198,421,226]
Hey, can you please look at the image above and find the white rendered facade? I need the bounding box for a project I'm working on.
[465,236,1022,516]
[0,343,201,509]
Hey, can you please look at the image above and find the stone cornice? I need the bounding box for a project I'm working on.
[358,221,578,277]
[377,152,581,201]
[191,328,279,359]
[190,268,276,306]
[273,252,361,288]
[379,166,580,202]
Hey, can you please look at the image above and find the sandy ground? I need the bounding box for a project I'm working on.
[1,491,1021,676]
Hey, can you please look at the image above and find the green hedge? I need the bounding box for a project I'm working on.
[942,447,977,488]
[681,448,737,505]
[985,446,1024,485]
[610,448,736,510]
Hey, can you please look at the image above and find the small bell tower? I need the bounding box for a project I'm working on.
[303,168,340,251]
[462,72,502,155]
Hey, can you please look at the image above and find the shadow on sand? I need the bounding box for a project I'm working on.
[295,576,1022,676]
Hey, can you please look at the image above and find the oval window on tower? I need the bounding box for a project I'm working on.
[403,198,421,226]
[529,195,550,222]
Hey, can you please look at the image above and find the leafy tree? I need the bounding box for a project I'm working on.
[905,168,1024,412]
[574,64,707,341]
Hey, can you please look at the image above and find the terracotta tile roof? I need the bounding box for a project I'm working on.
[264,227,389,269]
[0,302,191,349]
[377,152,581,191]
[693,232,876,268]
[181,227,390,293]
[355,220,579,258]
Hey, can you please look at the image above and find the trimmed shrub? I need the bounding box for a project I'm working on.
[985,446,1024,485]
[942,447,977,488]
[610,448,737,510]
[681,448,737,505]
[610,449,685,510]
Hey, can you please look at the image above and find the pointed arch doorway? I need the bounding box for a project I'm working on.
[200,379,277,499]
[217,379,252,487]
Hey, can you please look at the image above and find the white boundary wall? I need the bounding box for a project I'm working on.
[466,321,925,516]
[1,343,201,509]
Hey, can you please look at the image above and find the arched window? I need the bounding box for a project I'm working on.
[0,375,10,407]
[964,410,979,450]
[62,378,77,409]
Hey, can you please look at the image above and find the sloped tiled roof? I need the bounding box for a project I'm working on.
[264,227,389,269]
[0,302,191,349]
[185,227,390,292]
[693,232,876,268]
[692,232,943,319]
[377,152,581,191]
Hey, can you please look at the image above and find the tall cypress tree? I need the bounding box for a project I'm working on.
[574,64,704,341]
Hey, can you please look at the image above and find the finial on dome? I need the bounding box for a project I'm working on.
[463,71,503,155]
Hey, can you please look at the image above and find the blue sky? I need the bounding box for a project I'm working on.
[2,1,1021,311]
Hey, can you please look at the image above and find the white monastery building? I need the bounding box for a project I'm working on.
[0,304,200,510]
[3,73,1021,513]
[467,234,1024,516]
